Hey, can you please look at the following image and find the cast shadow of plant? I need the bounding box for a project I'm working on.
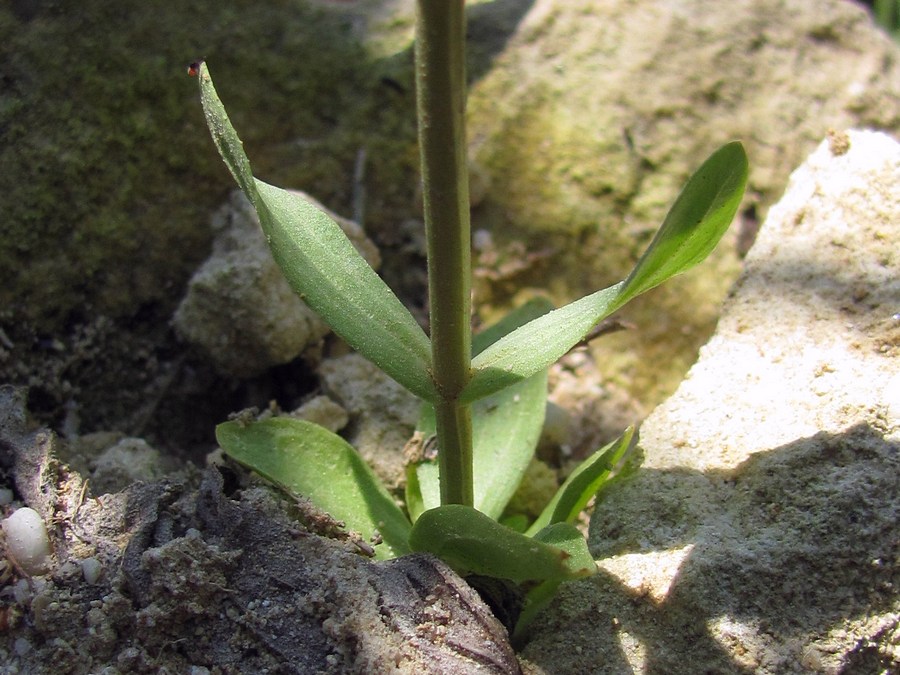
[466,0,536,81]
[521,422,899,674]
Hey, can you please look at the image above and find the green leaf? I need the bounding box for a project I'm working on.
[407,298,553,520]
[405,454,437,523]
[462,142,748,403]
[461,283,625,403]
[197,62,435,402]
[412,371,548,520]
[216,417,411,560]
[197,65,257,201]
[403,460,428,523]
[618,141,749,304]
[409,505,596,583]
[526,427,636,537]
[471,297,555,355]
[530,522,596,571]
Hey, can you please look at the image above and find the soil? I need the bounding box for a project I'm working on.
[0,384,526,674]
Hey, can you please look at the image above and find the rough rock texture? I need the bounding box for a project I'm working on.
[173,191,380,377]
[0,1,387,331]
[519,130,900,673]
[466,0,900,403]
[0,385,520,674]
[470,1,900,240]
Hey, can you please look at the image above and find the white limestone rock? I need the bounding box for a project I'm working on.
[520,130,900,674]
[2,507,52,576]
[173,191,380,377]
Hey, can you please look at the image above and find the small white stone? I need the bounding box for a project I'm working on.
[2,507,51,575]
[81,557,102,584]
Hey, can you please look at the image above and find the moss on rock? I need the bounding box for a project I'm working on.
[0,0,414,331]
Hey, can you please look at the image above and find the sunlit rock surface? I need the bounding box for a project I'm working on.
[521,130,900,674]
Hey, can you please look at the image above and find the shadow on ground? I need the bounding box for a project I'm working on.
[522,423,899,673]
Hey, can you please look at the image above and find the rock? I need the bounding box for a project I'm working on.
[7,0,897,448]
[545,350,647,462]
[467,0,900,403]
[289,394,350,434]
[0,3,381,332]
[89,437,168,495]
[519,130,900,673]
[173,190,380,377]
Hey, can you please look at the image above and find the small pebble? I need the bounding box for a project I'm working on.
[81,557,102,584]
[2,507,51,575]
[12,579,31,604]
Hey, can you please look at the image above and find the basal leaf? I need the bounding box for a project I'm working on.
[530,522,596,571]
[463,142,748,403]
[217,417,411,560]
[405,455,437,523]
[198,62,435,402]
[408,505,596,583]
[513,579,562,643]
[526,427,636,536]
[412,371,548,520]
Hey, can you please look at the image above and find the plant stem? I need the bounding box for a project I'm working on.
[415,0,473,507]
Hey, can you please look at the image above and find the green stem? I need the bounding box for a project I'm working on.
[415,0,473,506]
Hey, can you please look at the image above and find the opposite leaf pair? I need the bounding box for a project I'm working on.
[197,57,747,638]
[197,62,748,409]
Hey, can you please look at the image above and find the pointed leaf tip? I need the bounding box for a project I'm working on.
[195,62,435,401]
[620,141,748,302]
[527,426,636,536]
[195,61,257,199]
[464,143,748,402]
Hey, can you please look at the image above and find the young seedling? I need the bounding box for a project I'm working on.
[197,2,748,638]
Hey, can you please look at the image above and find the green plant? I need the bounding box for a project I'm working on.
[195,2,747,638]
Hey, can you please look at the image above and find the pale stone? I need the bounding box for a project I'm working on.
[174,191,380,377]
[521,130,900,674]
[2,507,51,576]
